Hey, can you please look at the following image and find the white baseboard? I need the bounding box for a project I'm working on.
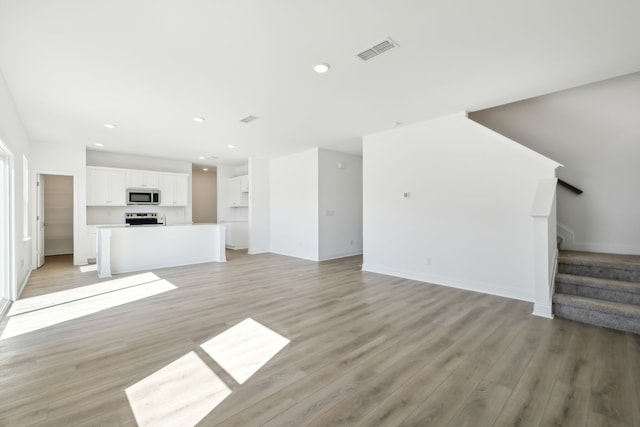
[17,269,31,299]
[44,249,73,256]
[0,299,10,320]
[361,263,534,302]
[248,247,270,255]
[270,249,319,262]
[319,250,363,261]
[225,245,248,250]
[532,303,554,319]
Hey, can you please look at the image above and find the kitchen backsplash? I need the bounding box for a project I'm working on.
[87,206,188,226]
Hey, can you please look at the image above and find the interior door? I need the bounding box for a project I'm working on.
[36,174,45,268]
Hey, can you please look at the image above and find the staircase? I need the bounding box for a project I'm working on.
[553,250,640,334]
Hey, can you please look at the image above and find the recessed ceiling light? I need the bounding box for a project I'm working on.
[203,168,209,171]
[313,63,330,73]
[193,117,205,123]
[227,144,235,149]
[240,115,259,123]
[104,123,116,129]
[198,156,205,160]
[94,143,104,147]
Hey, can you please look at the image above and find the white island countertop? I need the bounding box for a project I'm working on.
[96,223,226,278]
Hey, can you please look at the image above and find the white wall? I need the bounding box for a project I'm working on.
[248,157,270,254]
[318,149,363,260]
[470,72,640,255]
[0,70,31,299]
[86,150,191,173]
[270,149,319,261]
[192,167,217,223]
[86,150,193,225]
[362,112,559,301]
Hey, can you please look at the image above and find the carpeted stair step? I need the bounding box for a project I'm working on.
[553,293,640,334]
[555,273,640,305]
[558,251,640,282]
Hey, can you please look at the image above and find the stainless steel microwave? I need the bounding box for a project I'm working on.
[127,188,160,205]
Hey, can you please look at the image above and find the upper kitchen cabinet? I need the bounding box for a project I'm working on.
[87,167,126,206]
[228,175,249,207]
[159,174,188,206]
[126,171,160,189]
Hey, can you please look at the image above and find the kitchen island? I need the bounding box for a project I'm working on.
[96,223,226,278]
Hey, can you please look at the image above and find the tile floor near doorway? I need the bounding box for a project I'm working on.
[1,251,639,426]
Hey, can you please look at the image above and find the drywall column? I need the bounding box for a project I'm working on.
[270,149,319,261]
[531,178,558,318]
[248,157,270,254]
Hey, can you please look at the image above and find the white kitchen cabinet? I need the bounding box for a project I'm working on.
[126,171,160,189]
[87,167,126,206]
[228,176,248,207]
[159,174,188,206]
[224,221,248,249]
[96,224,226,277]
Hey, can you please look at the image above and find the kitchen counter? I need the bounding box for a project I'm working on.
[96,223,226,278]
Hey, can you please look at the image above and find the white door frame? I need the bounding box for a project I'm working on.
[32,170,80,268]
[35,174,45,268]
[0,141,16,305]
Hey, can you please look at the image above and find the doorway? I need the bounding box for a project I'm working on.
[192,165,217,223]
[35,174,74,268]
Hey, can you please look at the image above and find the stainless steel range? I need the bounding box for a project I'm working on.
[125,212,164,226]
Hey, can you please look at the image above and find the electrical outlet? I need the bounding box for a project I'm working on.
[350,239,354,246]
[426,256,431,265]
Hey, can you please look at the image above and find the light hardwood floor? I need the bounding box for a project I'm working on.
[1,252,639,426]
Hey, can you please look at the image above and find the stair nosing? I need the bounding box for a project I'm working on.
[553,293,640,317]
[558,252,640,271]
[555,273,640,293]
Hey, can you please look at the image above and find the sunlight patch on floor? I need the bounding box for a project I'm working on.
[200,318,290,384]
[126,351,231,427]
[125,318,290,425]
[1,275,176,339]
[8,272,162,316]
[79,264,97,272]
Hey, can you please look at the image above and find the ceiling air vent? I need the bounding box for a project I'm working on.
[356,38,398,61]
[240,115,259,124]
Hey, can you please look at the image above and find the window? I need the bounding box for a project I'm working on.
[22,155,28,238]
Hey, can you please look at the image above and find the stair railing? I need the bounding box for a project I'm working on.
[557,179,582,195]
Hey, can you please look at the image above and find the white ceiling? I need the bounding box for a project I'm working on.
[1,1,639,166]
